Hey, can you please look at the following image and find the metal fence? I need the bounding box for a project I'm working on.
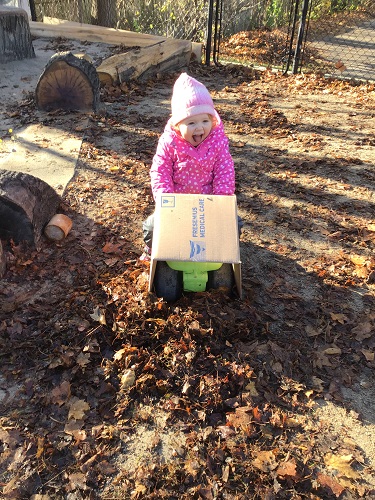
[30,0,375,82]
[216,0,375,81]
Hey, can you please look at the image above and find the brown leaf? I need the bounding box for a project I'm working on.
[323,346,342,355]
[324,453,360,479]
[51,380,71,406]
[196,485,214,500]
[276,458,299,480]
[252,450,278,472]
[76,352,90,368]
[102,242,123,254]
[67,472,87,492]
[226,405,253,430]
[360,349,374,362]
[68,397,90,420]
[317,472,345,497]
[352,321,373,341]
[97,460,118,475]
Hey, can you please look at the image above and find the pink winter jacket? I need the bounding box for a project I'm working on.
[150,112,235,198]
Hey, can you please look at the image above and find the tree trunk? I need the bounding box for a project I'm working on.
[35,51,100,112]
[0,170,60,250]
[96,0,117,28]
[0,7,35,63]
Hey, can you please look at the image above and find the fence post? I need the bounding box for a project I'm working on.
[292,0,310,73]
[205,0,215,65]
[29,0,37,21]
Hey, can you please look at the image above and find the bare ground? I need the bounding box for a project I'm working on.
[0,58,375,499]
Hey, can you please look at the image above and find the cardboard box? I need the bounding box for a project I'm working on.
[148,193,242,298]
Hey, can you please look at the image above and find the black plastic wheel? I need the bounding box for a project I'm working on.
[207,263,235,292]
[154,261,183,301]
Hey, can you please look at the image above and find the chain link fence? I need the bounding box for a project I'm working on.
[218,0,375,81]
[31,0,375,82]
[32,0,209,42]
[303,1,375,80]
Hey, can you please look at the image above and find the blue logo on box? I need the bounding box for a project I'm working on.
[190,240,206,261]
[160,195,175,208]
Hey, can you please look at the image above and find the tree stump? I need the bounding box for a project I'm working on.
[0,170,60,250]
[35,52,100,112]
[0,7,35,63]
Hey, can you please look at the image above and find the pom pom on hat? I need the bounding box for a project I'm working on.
[170,73,216,126]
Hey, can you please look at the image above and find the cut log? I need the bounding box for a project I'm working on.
[0,170,60,250]
[0,7,35,63]
[97,39,192,86]
[40,17,203,62]
[30,20,166,48]
[35,52,100,112]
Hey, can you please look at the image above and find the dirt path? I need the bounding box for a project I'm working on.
[0,56,375,498]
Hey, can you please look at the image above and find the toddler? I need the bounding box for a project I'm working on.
[141,72,236,259]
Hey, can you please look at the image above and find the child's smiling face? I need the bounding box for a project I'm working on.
[177,113,214,146]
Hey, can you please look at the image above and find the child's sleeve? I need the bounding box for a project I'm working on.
[212,133,235,195]
[150,136,175,196]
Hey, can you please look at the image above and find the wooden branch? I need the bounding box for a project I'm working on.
[97,39,192,85]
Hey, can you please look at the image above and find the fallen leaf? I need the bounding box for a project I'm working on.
[252,450,278,472]
[64,420,87,443]
[120,369,136,389]
[102,242,123,254]
[350,255,368,267]
[76,352,90,368]
[51,380,71,406]
[324,453,360,479]
[316,472,345,497]
[68,398,90,420]
[330,313,348,324]
[90,306,107,325]
[352,321,373,341]
[244,380,259,396]
[306,324,321,337]
[360,349,374,362]
[323,346,342,355]
[68,472,87,492]
[276,458,299,480]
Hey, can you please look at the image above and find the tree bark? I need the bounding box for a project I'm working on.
[0,7,35,63]
[0,170,60,250]
[97,39,192,85]
[35,51,100,112]
[96,0,117,28]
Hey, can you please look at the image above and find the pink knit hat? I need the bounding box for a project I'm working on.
[170,73,216,126]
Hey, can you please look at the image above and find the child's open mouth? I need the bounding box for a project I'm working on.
[193,134,204,144]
